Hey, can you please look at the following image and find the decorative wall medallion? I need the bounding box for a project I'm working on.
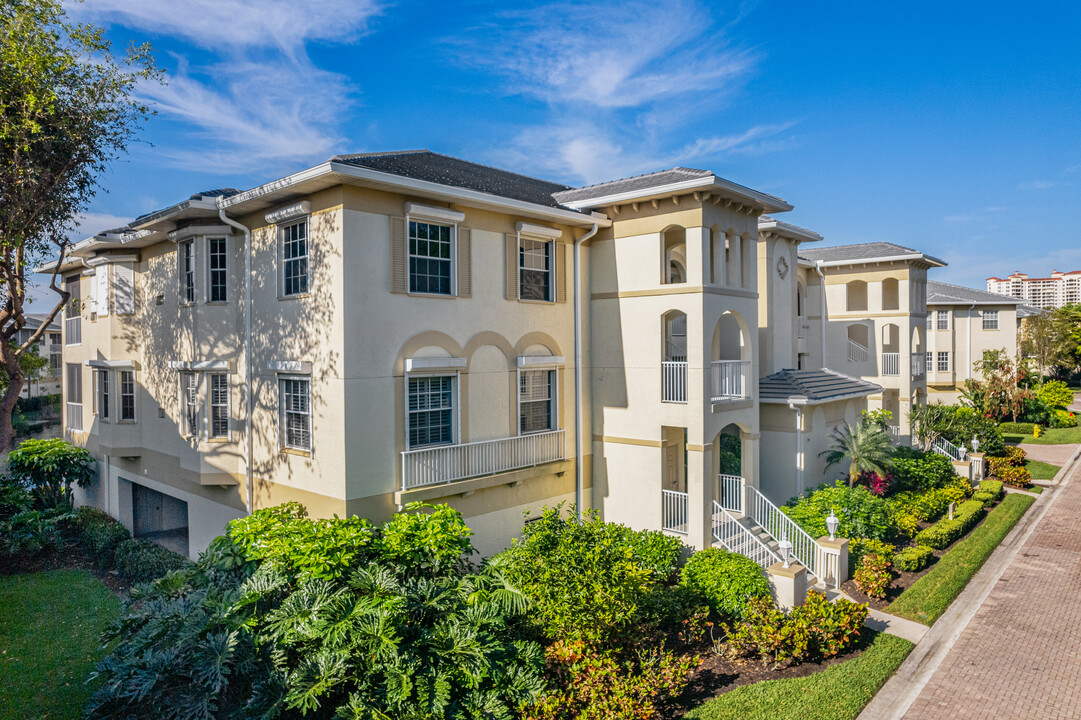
[777,256,789,279]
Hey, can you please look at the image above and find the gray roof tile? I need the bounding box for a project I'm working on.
[551,167,713,204]
[759,369,882,405]
[799,242,923,262]
[926,280,1022,306]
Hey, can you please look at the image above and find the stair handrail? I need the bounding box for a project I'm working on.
[931,435,966,461]
[745,486,820,581]
[712,501,781,570]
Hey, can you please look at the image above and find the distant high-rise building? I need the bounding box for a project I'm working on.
[987,270,1081,308]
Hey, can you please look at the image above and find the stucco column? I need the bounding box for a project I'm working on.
[686,226,707,287]
[740,430,760,496]
[687,447,713,550]
[768,562,808,610]
[728,231,742,287]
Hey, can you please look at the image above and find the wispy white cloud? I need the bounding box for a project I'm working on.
[942,206,1007,223]
[69,0,382,169]
[1018,179,1056,190]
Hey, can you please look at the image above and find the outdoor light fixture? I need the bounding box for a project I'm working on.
[778,535,793,568]
[826,509,839,541]
[972,436,980,452]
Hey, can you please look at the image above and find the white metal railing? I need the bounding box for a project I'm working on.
[911,354,925,377]
[882,352,900,376]
[847,339,868,363]
[710,360,749,402]
[712,501,781,570]
[887,425,900,440]
[746,485,820,581]
[662,489,689,534]
[718,474,744,512]
[400,429,564,491]
[931,435,966,462]
[66,402,83,431]
[64,316,81,345]
[661,361,687,403]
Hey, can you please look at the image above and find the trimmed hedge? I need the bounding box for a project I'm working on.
[972,491,996,507]
[1000,421,1039,435]
[914,500,985,550]
[114,539,189,583]
[978,480,1004,500]
[894,545,934,573]
[681,548,771,620]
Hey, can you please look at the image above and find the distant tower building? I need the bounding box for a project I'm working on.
[987,270,1081,308]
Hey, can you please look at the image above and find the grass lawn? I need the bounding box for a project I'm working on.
[1026,460,1061,480]
[0,569,121,720]
[886,493,1035,626]
[683,633,914,720]
[1002,425,1081,446]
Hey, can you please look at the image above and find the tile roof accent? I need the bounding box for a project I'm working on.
[759,368,882,405]
[332,150,573,209]
[551,167,713,204]
[926,280,1023,306]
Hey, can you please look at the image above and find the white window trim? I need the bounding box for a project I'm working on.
[94,368,110,423]
[180,371,200,439]
[205,236,229,304]
[938,351,950,372]
[516,366,558,436]
[982,310,999,330]
[406,214,458,297]
[208,372,230,440]
[277,373,313,453]
[404,371,459,450]
[118,369,137,423]
[516,231,554,302]
[936,310,949,331]
[278,216,312,299]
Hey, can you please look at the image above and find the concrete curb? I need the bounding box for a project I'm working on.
[856,445,1081,720]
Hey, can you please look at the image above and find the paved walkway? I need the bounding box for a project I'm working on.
[887,453,1081,719]
[1019,441,1077,467]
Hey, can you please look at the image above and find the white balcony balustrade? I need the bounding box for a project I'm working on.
[847,339,868,363]
[710,360,750,402]
[661,361,688,403]
[882,352,900,376]
[718,474,744,513]
[66,402,83,432]
[400,429,564,491]
[662,489,689,534]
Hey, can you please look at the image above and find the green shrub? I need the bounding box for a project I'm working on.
[849,538,895,575]
[1038,380,1074,409]
[113,539,189,583]
[853,554,893,599]
[892,512,919,539]
[783,482,892,540]
[915,500,986,549]
[894,545,934,573]
[893,451,958,492]
[979,480,1004,500]
[1050,409,1078,428]
[616,525,685,581]
[1000,421,1038,435]
[71,507,131,568]
[725,591,868,666]
[0,508,64,557]
[972,491,996,507]
[680,548,771,620]
[7,439,94,509]
[997,464,1032,488]
[0,475,33,521]
[886,478,972,524]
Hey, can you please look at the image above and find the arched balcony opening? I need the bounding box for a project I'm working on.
[911,325,925,377]
[881,323,900,376]
[661,310,688,403]
[711,312,750,401]
[882,277,899,311]
[714,422,746,512]
[847,280,868,312]
[847,323,869,363]
[662,226,687,285]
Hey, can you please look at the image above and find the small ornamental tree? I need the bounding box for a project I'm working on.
[820,421,894,487]
[7,437,93,508]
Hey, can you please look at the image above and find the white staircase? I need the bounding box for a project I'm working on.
[712,502,781,570]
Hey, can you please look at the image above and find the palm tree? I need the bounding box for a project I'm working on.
[820,421,895,487]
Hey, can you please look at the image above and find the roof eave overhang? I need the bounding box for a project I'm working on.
[927,298,1022,307]
[219,161,610,228]
[812,253,947,269]
[558,175,792,214]
[761,386,882,406]
[758,219,823,244]
[129,199,220,233]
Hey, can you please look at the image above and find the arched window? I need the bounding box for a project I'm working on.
[846,280,868,312]
[882,278,899,311]
[662,227,686,284]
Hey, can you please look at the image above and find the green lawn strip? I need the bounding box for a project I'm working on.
[1019,484,1044,494]
[683,633,914,720]
[0,569,121,720]
[886,493,1035,626]
[1026,460,1061,480]
[1002,425,1081,446]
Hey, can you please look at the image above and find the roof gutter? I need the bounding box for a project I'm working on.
[809,253,948,269]
[573,222,600,520]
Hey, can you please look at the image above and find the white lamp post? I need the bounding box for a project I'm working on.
[972,436,980,453]
[778,535,793,568]
[826,509,840,541]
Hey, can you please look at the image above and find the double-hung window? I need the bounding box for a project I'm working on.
[982,310,999,330]
[66,363,83,432]
[179,240,196,304]
[408,220,453,294]
[925,313,932,330]
[925,351,933,373]
[407,376,454,447]
[96,370,110,422]
[520,369,555,434]
[119,370,135,422]
[208,237,228,302]
[279,376,311,451]
[209,373,229,439]
[281,220,310,297]
[519,237,552,301]
[181,372,198,437]
[937,351,950,372]
[936,310,949,330]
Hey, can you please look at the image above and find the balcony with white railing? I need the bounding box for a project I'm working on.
[66,402,83,432]
[847,339,868,363]
[710,360,750,402]
[662,489,689,534]
[661,361,688,403]
[718,474,744,513]
[882,352,900,376]
[400,429,565,491]
[64,316,81,346]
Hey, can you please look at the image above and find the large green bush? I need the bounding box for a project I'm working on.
[7,439,94,509]
[886,478,971,523]
[87,502,546,720]
[70,506,131,569]
[679,548,771,620]
[892,450,957,492]
[893,545,934,573]
[1038,380,1074,409]
[113,539,189,583]
[782,482,892,540]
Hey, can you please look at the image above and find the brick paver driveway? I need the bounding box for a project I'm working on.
[902,459,1081,719]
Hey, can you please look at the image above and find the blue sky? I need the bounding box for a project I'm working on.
[42,0,1081,298]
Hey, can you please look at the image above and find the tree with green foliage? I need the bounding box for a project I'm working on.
[820,421,894,487]
[6,437,92,508]
[964,350,1032,422]
[0,0,159,448]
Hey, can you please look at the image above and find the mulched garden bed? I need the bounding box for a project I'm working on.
[0,542,133,597]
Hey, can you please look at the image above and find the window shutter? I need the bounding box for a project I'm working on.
[505,233,518,301]
[555,242,567,303]
[95,266,110,315]
[115,262,135,314]
[457,227,471,298]
[390,216,407,293]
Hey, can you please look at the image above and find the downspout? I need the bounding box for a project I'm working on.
[218,207,254,515]
[573,223,600,520]
[814,261,827,368]
[788,401,803,496]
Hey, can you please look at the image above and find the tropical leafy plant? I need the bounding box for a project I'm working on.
[783,482,893,540]
[820,422,894,487]
[7,438,93,508]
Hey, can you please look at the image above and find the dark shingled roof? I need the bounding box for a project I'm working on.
[799,242,924,263]
[759,369,882,405]
[551,167,713,204]
[190,188,240,199]
[927,280,1022,306]
[332,150,573,209]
